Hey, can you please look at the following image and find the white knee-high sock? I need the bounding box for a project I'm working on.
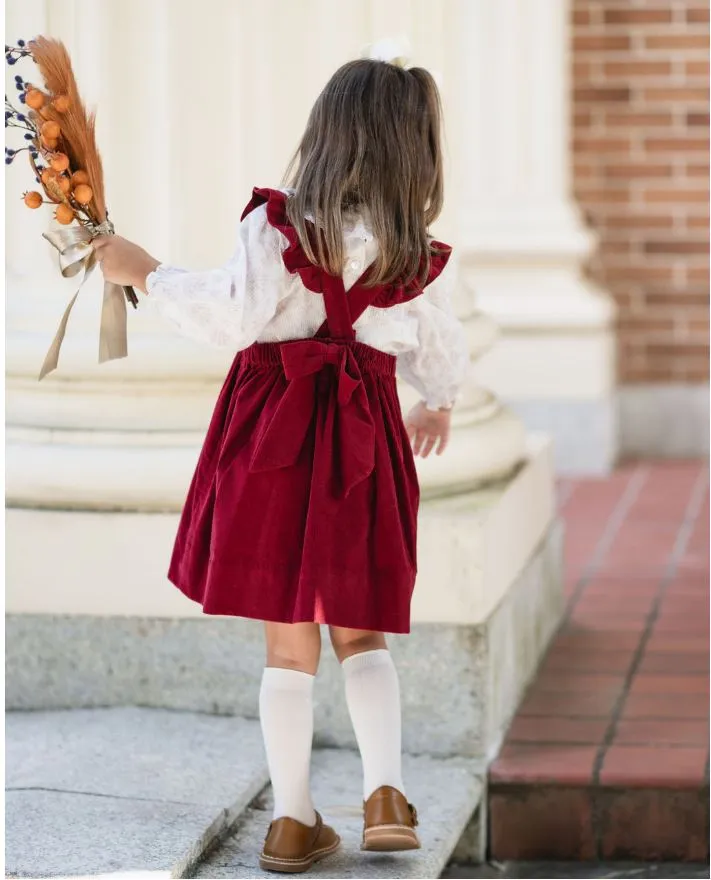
[342,648,405,800]
[259,667,316,826]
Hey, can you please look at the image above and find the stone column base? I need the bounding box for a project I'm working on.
[6,435,562,761]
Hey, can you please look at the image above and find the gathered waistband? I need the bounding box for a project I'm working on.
[239,339,397,376]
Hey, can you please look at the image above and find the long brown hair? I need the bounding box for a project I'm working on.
[283,59,444,287]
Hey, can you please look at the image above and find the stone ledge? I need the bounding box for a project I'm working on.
[618,383,710,459]
[7,434,561,759]
[6,518,563,760]
[500,396,617,476]
[414,433,555,625]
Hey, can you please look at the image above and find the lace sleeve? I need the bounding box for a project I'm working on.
[144,203,288,349]
[396,262,470,410]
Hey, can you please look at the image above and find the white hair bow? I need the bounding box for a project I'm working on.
[361,35,413,68]
[360,36,443,87]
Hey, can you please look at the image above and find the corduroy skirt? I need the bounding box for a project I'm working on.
[167,336,420,634]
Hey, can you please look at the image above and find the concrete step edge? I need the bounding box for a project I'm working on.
[172,774,270,879]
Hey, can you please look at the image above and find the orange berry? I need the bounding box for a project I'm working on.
[41,120,61,141]
[57,176,71,195]
[40,168,57,186]
[55,203,75,225]
[50,152,70,173]
[25,89,45,110]
[24,191,43,209]
[73,183,93,205]
[71,170,90,186]
[52,95,71,113]
[43,138,58,151]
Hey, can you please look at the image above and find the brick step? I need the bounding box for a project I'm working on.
[489,774,708,862]
[489,461,709,863]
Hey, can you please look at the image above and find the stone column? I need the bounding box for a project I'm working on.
[6,0,236,511]
[6,0,525,514]
[444,0,617,474]
[361,0,528,491]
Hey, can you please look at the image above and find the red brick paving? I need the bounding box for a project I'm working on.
[489,460,709,862]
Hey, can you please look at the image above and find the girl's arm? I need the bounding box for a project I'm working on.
[94,203,288,350]
[397,264,469,458]
[397,263,470,412]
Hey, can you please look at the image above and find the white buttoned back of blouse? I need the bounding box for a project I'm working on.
[145,194,470,411]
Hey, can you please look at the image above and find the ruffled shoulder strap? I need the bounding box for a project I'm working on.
[370,240,452,307]
[240,186,452,305]
[241,187,325,294]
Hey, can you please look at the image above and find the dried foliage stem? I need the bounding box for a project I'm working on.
[29,36,106,222]
[26,37,138,307]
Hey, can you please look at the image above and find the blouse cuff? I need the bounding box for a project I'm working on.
[425,396,455,412]
[145,264,185,297]
[145,267,160,295]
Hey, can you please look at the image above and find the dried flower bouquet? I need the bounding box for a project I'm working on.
[6,36,137,380]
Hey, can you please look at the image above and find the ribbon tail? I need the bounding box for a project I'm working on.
[334,385,376,499]
[38,249,97,380]
[99,281,128,364]
[331,349,375,498]
[38,291,81,381]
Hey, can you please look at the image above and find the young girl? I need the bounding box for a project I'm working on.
[94,54,468,874]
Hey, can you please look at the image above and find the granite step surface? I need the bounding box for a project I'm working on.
[194,747,485,879]
[6,707,269,878]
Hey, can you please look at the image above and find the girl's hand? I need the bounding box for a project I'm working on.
[92,235,160,292]
[404,400,452,458]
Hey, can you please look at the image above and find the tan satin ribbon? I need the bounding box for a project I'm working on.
[39,224,128,381]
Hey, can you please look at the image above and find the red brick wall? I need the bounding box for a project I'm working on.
[572,1,709,383]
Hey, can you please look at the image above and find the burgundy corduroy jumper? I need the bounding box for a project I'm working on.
[167,188,451,634]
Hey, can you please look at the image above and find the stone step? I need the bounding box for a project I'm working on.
[6,707,269,878]
[194,748,485,879]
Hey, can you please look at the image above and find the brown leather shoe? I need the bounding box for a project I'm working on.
[259,811,340,873]
[362,785,420,851]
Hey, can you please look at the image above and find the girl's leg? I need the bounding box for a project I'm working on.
[260,622,321,826]
[328,627,405,799]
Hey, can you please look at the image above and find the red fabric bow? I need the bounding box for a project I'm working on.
[249,340,376,499]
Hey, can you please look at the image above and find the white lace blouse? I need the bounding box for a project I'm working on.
[145,194,470,410]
